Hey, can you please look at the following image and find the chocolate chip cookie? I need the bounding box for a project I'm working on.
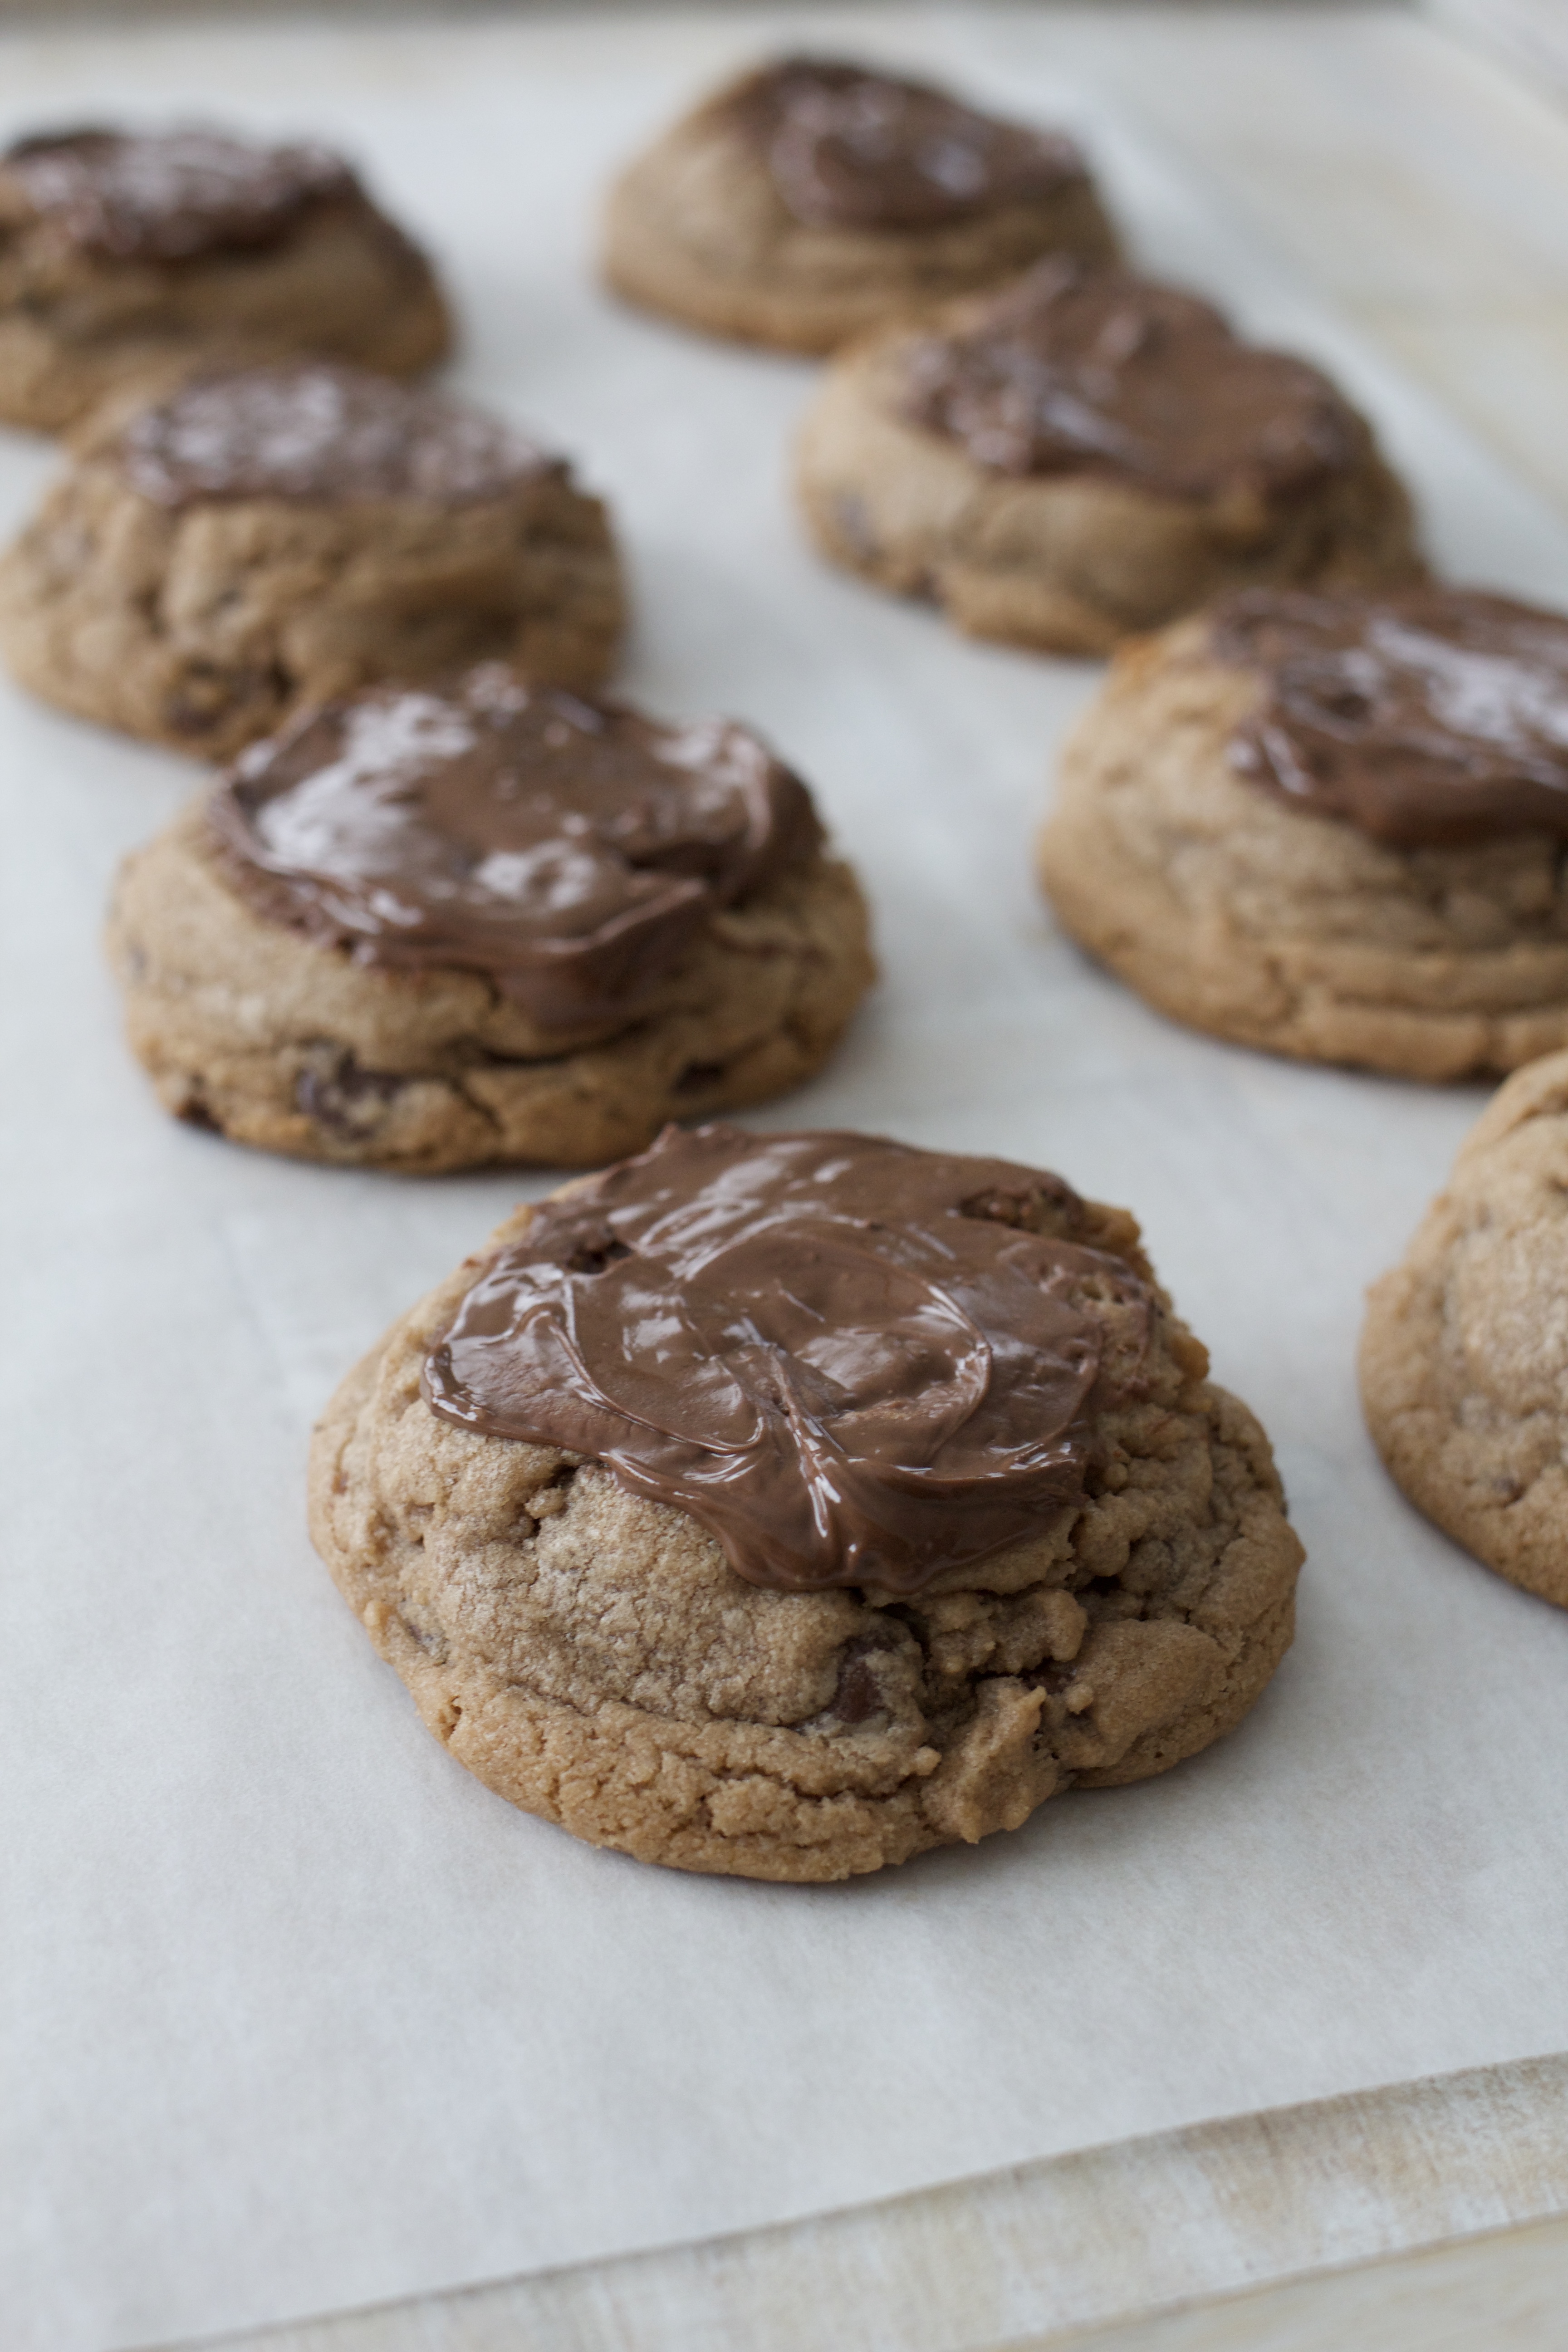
[0,359,623,757]
[1362,1050,1568,1607]
[797,261,1421,653]
[602,57,1119,355]
[310,1125,1304,1880]
[108,668,874,1171]
[0,124,451,431]
[1039,586,1568,1078]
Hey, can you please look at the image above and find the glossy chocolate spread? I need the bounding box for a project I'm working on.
[720,57,1087,231]
[1213,586,1568,848]
[422,1124,1153,1594]
[118,360,551,507]
[899,259,1365,501]
[3,126,355,261]
[208,669,823,1029]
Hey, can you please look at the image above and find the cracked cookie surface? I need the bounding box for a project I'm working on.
[309,1184,1303,1880]
[1039,617,1568,1076]
[1362,1050,1568,1606]
[108,798,875,1171]
[0,366,622,758]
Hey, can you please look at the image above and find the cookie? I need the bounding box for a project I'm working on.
[1039,586,1568,1079]
[0,124,451,432]
[309,1124,1303,1881]
[602,57,1119,355]
[0,359,623,758]
[1362,1051,1568,1607]
[107,667,875,1172]
[796,261,1421,654]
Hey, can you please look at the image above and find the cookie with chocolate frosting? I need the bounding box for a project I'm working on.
[796,261,1421,654]
[107,667,874,1170]
[1362,1051,1568,1607]
[1039,585,1568,1078]
[0,360,624,756]
[0,124,451,432]
[310,1125,1303,1880]
[601,58,1119,355]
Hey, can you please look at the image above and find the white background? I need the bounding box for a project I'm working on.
[5,12,1568,2349]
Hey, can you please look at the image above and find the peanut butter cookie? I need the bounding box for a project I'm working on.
[0,124,450,431]
[1039,587,1568,1078]
[603,57,1118,355]
[0,359,623,757]
[310,1126,1303,1880]
[1362,1051,1568,1607]
[108,669,874,1171]
[797,262,1420,653]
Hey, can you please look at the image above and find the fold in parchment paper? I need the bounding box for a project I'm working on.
[5,13,1568,2352]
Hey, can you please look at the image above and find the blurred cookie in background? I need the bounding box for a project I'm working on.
[798,262,1421,654]
[603,57,1118,354]
[0,358,624,757]
[0,123,451,432]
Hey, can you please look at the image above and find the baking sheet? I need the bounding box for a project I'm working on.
[7,10,1568,2350]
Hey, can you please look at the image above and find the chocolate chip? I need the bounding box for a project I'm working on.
[297,1053,402,1140]
[676,1060,729,1095]
[821,1631,903,1727]
[832,1657,884,1725]
[565,1234,631,1276]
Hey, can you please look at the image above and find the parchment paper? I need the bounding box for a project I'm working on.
[7,12,1568,2350]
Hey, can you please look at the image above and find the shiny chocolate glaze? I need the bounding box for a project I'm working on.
[899,259,1365,501]
[1213,586,1568,848]
[719,57,1087,232]
[423,1124,1153,1594]
[3,125,355,261]
[208,668,823,1029]
[118,361,551,508]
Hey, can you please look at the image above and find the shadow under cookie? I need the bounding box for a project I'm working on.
[1039,587,1568,1079]
[602,56,1119,356]
[310,1126,1304,1880]
[0,359,624,759]
[1362,1051,1568,1608]
[0,123,451,433]
[107,670,875,1172]
[796,262,1421,655]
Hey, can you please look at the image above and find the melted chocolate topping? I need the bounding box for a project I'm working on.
[899,259,1365,500]
[208,669,823,1029]
[1213,586,1568,848]
[423,1125,1152,1594]
[118,361,550,508]
[720,57,1086,231]
[4,125,354,261]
